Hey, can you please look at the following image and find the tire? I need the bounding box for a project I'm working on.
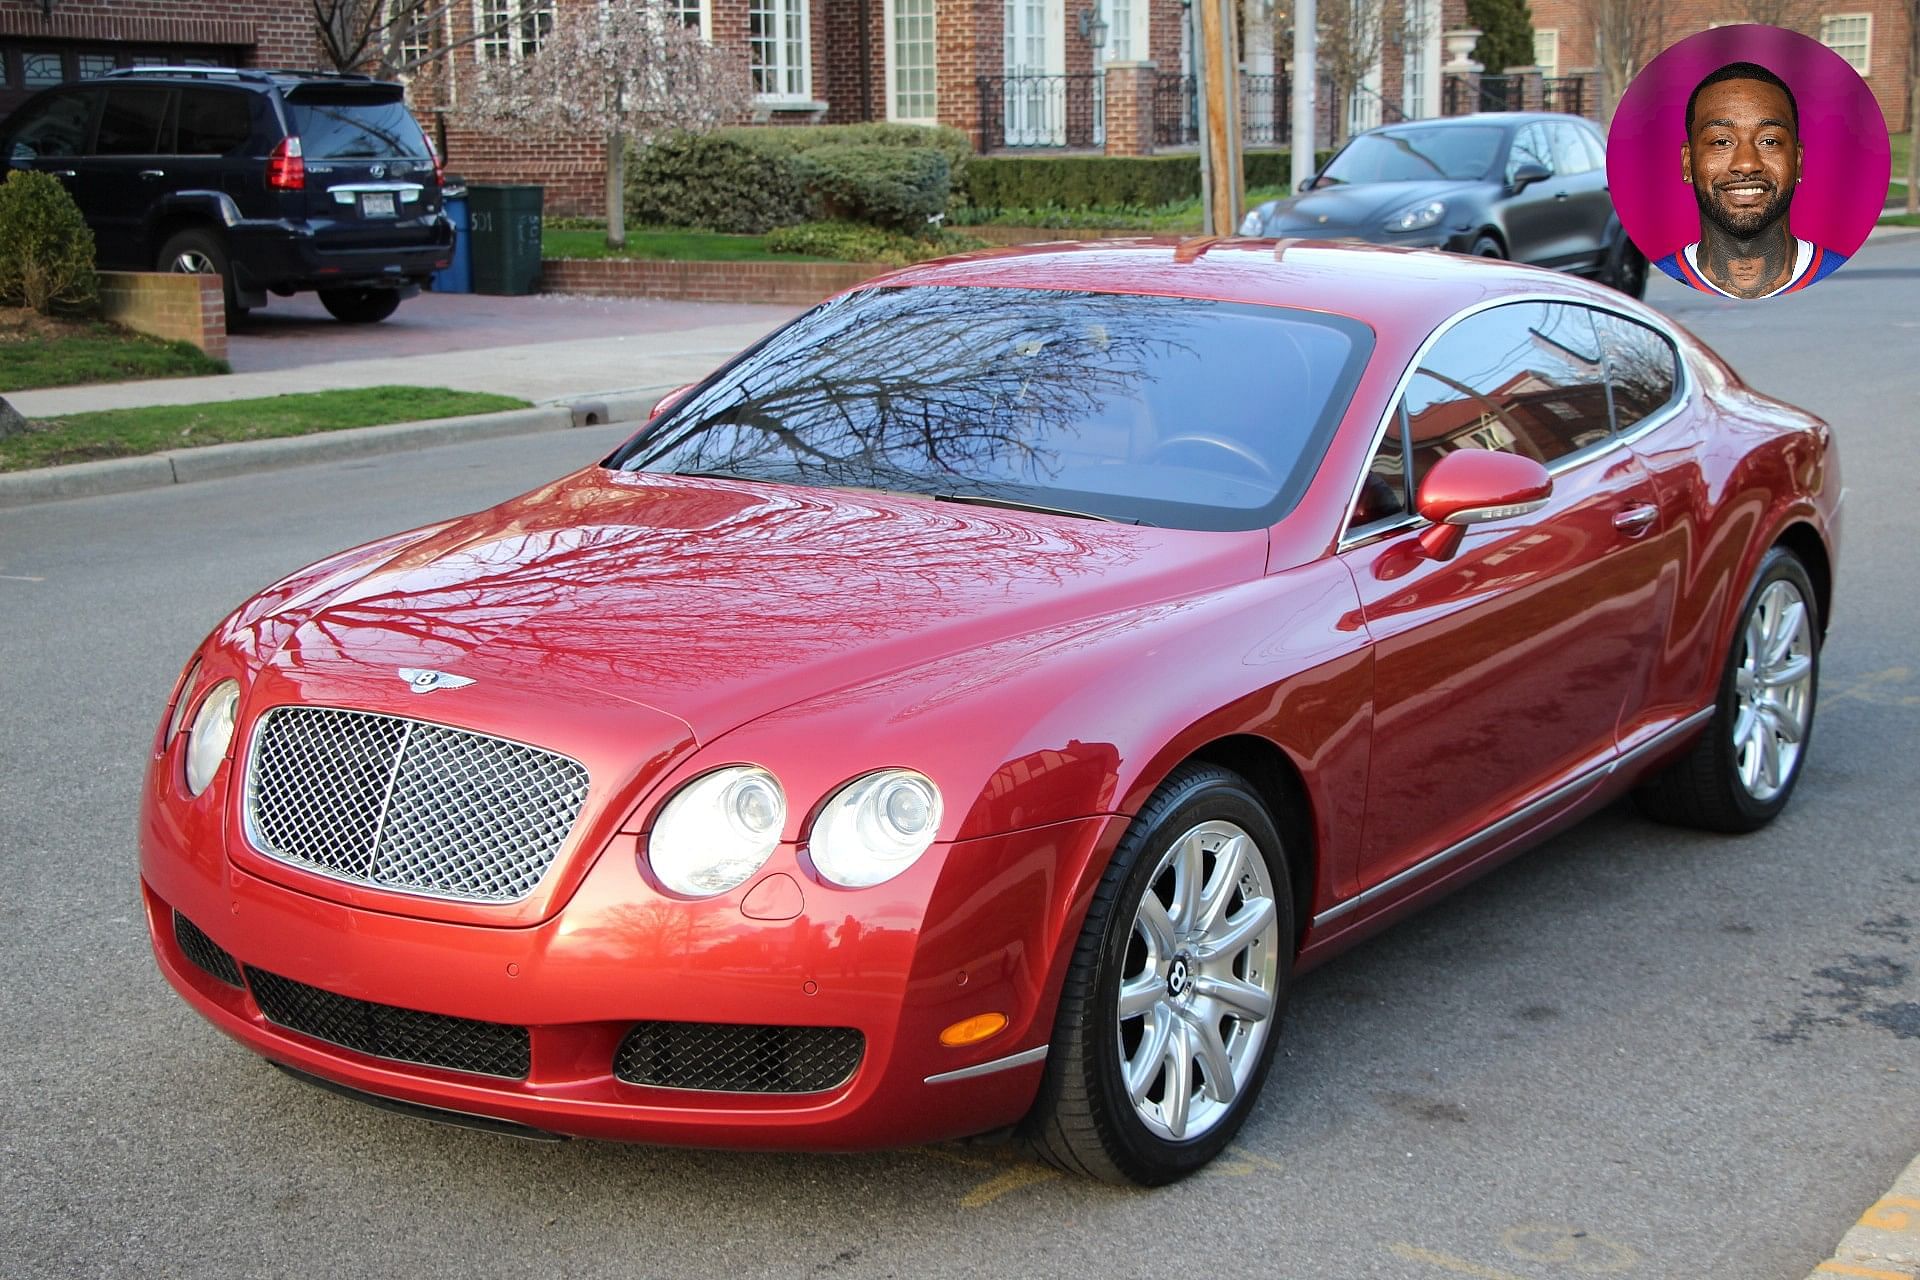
[156,228,246,319]
[1470,234,1504,258]
[318,288,403,324]
[1634,546,1820,833]
[1604,234,1649,299]
[1023,762,1293,1185]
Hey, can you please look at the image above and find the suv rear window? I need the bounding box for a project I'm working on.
[286,97,427,160]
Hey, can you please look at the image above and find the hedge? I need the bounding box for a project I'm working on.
[959,149,1334,213]
[625,132,814,234]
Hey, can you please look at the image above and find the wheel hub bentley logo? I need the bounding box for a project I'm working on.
[398,668,474,694]
[1167,957,1191,998]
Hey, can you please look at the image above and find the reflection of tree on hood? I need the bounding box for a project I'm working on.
[626,287,1202,493]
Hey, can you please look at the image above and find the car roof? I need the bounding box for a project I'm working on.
[1370,112,1591,129]
[87,67,398,92]
[868,237,1622,334]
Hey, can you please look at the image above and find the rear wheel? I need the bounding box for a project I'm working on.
[318,288,403,324]
[156,228,246,320]
[1635,546,1819,832]
[1024,763,1291,1185]
[1604,234,1649,298]
[1471,234,1504,258]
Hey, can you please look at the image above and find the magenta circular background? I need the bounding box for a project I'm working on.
[1605,24,1890,261]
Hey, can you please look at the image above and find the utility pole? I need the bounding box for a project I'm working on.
[1196,0,1243,234]
[1290,0,1317,194]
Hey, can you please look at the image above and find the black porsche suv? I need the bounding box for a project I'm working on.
[0,66,453,323]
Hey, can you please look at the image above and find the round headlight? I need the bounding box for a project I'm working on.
[183,679,240,796]
[649,766,786,896]
[810,770,943,888]
[1387,199,1446,232]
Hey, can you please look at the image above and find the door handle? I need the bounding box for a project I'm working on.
[139,169,166,179]
[47,169,76,178]
[1554,190,1570,201]
[1612,505,1658,534]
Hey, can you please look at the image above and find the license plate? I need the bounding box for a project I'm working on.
[359,192,396,218]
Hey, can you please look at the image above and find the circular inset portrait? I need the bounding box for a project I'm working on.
[1606,24,1889,299]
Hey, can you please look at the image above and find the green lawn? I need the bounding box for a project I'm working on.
[1880,213,1920,227]
[1,385,529,472]
[542,227,788,262]
[0,312,228,393]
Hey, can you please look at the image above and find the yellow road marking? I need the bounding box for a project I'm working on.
[1387,1243,1528,1279]
[1815,1262,1914,1279]
[958,1163,1061,1208]
[1861,1195,1920,1231]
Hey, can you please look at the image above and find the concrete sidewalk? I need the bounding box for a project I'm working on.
[4,316,788,418]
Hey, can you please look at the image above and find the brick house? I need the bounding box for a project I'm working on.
[2,0,1909,218]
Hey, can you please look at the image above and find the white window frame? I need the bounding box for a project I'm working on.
[884,0,939,124]
[474,0,553,63]
[1819,13,1871,75]
[1098,0,1151,65]
[391,0,439,71]
[669,0,712,36]
[750,0,813,103]
[1401,0,1441,119]
[1533,28,1559,80]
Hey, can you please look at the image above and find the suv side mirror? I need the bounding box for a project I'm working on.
[1414,449,1552,560]
[1510,161,1552,191]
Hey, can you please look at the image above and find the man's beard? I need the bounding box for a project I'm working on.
[1694,176,1794,240]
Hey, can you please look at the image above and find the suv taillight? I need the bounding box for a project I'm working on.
[267,136,304,191]
[425,134,444,187]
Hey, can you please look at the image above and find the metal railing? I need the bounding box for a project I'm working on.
[1444,72,1589,117]
[1540,76,1585,116]
[975,73,1105,151]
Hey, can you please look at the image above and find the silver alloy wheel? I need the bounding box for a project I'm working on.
[1732,578,1815,802]
[168,249,217,275]
[1116,819,1281,1142]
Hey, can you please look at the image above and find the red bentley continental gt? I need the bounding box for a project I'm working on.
[140,240,1838,1184]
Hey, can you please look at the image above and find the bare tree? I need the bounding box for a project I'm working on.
[462,0,749,249]
[1721,0,1820,36]
[1584,0,1664,125]
[1316,0,1387,145]
[310,0,489,78]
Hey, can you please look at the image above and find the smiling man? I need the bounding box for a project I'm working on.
[1654,60,1847,298]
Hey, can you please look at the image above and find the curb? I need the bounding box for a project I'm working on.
[1807,1152,1920,1279]
[0,390,670,511]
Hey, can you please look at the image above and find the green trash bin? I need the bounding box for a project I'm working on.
[467,183,544,296]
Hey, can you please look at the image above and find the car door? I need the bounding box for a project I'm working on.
[77,84,175,267]
[1337,301,1667,897]
[1,87,96,199]
[1547,122,1613,271]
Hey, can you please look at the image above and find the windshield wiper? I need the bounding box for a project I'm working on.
[932,492,1147,525]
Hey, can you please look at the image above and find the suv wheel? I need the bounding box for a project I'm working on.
[157,229,246,320]
[318,288,403,324]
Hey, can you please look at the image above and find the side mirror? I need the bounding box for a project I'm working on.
[648,382,696,421]
[1510,161,1552,191]
[1413,449,1552,560]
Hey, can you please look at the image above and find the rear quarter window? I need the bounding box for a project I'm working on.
[174,89,252,155]
[1592,311,1681,431]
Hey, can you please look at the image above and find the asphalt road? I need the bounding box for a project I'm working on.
[3,237,1918,1280]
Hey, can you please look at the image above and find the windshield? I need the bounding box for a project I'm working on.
[287,97,427,160]
[605,286,1372,532]
[1318,126,1505,184]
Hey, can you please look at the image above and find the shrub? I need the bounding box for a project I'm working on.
[765,221,988,267]
[798,145,951,233]
[0,171,97,315]
[719,123,973,207]
[625,131,816,234]
[958,149,1331,213]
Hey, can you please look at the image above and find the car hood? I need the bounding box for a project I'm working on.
[1260,179,1475,232]
[253,467,1269,748]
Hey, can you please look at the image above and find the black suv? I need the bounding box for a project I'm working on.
[0,66,453,323]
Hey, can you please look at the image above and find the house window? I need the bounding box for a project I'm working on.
[888,0,937,122]
[1099,0,1149,62]
[749,0,810,100]
[1819,13,1870,74]
[23,51,64,88]
[76,52,118,78]
[393,1,439,67]
[475,0,552,62]
[1533,28,1559,78]
[671,1,708,33]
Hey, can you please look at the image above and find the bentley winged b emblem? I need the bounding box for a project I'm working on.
[398,668,475,694]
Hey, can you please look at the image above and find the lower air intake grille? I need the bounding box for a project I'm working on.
[244,966,530,1079]
[614,1022,863,1094]
[173,911,242,987]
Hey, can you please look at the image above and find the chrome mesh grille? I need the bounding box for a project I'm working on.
[245,706,589,903]
[613,1022,864,1094]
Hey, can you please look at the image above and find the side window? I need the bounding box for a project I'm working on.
[1405,303,1611,494]
[94,86,172,155]
[1577,123,1608,172]
[1549,123,1593,176]
[1592,311,1680,432]
[1506,124,1553,182]
[7,91,93,161]
[174,89,252,155]
[1350,399,1412,530]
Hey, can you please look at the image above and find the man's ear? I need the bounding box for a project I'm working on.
[1794,139,1804,183]
[1680,142,1693,184]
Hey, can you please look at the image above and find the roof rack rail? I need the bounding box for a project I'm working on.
[260,68,378,83]
[106,65,270,82]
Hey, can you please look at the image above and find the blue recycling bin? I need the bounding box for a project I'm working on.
[432,182,472,294]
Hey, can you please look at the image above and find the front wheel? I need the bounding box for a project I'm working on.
[1023,763,1291,1184]
[318,288,402,324]
[1635,546,1820,832]
[156,228,246,319]
[1470,234,1504,259]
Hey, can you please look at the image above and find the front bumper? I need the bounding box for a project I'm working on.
[140,783,1108,1150]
